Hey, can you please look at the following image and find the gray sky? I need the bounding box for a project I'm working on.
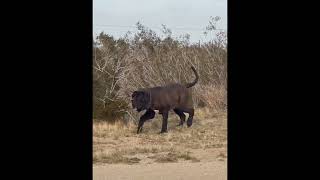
[93,0,227,43]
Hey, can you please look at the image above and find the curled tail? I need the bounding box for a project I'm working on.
[185,66,199,88]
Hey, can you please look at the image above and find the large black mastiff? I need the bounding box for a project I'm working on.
[132,66,199,134]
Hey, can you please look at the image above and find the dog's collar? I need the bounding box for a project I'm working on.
[148,91,152,108]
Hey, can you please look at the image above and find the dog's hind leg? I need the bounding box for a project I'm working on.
[179,108,194,127]
[174,108,186,126]
[186,108,194,127]
[137,109,155,134]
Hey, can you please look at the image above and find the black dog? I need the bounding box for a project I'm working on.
[132,66,199,134]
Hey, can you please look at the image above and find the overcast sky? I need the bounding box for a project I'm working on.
[93,0,227,43]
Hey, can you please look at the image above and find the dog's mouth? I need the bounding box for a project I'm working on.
[137,108,142,112]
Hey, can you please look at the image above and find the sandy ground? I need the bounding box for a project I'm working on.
[93,161,226,180]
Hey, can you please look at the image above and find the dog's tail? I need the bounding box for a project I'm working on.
[185,66,199,88]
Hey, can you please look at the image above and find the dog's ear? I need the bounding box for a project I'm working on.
[141,91,151,108]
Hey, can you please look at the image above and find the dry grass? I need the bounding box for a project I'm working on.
[147,151,200,163]
[167,151,200,162]
[93,107,227,165]
[154,153,178,163]
[93,151,141,164]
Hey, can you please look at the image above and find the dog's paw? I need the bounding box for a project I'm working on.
[159,130,168,134]
[137,127,143,134]
[187,122,192,127]
[176,123,184,127]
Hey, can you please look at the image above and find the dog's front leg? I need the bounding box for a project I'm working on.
[137,120,144,134]
[137,109,155,134]
[160,110,169,133]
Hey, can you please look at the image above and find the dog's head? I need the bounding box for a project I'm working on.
[131,90,151,112]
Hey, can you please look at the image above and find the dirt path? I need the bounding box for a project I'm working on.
[93,161,227,180]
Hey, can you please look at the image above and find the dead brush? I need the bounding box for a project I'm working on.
[197,84,227,112]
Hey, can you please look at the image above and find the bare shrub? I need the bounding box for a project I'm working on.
[93,17,227,123]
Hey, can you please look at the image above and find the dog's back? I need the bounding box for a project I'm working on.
[147,83,192,110]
